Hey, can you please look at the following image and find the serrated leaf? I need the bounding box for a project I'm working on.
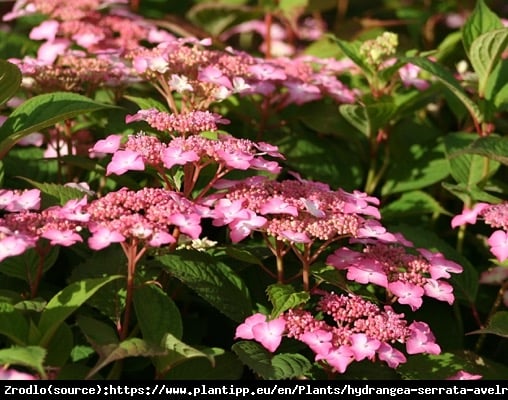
[232,341,311,380]
[468,311,508,338]
[17,178,88,207]
[133,284,183,343]
[381,190,450,220]
[442,181,502,204]
[86,338,166,379]
[470,28,508,97]
[0,92,115,159]
[163,349,244,380]
[462,0,504,56]
[154,332,212,375]
[453,134,508,166]
[0,302,29,345]
[0,346,46,377]
[266,284,310,318]
[0,59,21,106]
[403,57,483,125]
[38,275,123,347]
[156,250,252,322]
[225,246,262,265]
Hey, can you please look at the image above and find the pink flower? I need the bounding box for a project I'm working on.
[316,345,354,374]
[479,266,508,285]
[446,370,482,380]
[5,189,41,212]
[423,279,454,305]
[377,343,406,368]
[349,333,381,361]
[198,65,232,89]
[280,230,311,243]
[388,281,424,311]
[229,210,267,243]
[251,316,286,353]
[36,39,70,65]
[406,321,441,355]
[487,230,508,262]
[216,149,253,170]
[161,147,199,169]
[106,150,145,176]
[0,367,37,380]
[169,213,202,239]
[91,134,122,154]
[346,259,388,288]
[451,203,489,228]
[148,231,176,247]
[418,249,463,279]
[357,220,397,242]
[235,313,267,340]
[29,20,59,41]
[299,329,333,356]
[0,236,30,262]
[260,197,298,216]
[212,198,249,226]
[42,229,83,246]
[88,226,126,250]
[399,63,430,90]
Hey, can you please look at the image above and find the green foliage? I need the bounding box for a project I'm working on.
[0,60,21,106]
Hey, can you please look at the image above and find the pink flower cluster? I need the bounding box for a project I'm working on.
[452,202,508,262]
[91,132,283,178]
[125,109,229,136]
[235,291,441,374]
[327,242,463,310]
[209,176,383,244]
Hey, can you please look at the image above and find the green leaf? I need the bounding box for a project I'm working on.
[403,57,484,125]
[444,132,500,186]
[154,333,212,375]
[442,181,502,204]
[381,190,450,221]
[469,28,508,97]
[123,95,168,112]
[156,250,252,322]
[133,284,183,343]
[329,35,373,77]
[232,341,311,380]
[0,59,21,106]
[44,322,73,367]
[0,92,115,159]
[266,284,310,318]
[468,311,508,338]
[0,346,46,377]
[382,139,449,196]
[163,349,244,380]
[17,178,89,208]
[0,302,29,345]
[453,134,508,166]
[462,0,503,57]
[86,338,166,379]
[76,315,119,346]
[38,275,123,347]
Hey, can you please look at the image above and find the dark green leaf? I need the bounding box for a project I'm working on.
[266,284,310,318]
[76,315,119,346]
[468,311,508,338]
[38,275,123,347]
[462,0,503,56]
[157,250,252,322]
[453,134,508,166]
[0,59,21,106]
[0,92,115,159]
[0,346,46,377]
[381,190,451,221]
[0,302,29,345]
[133,284,183,343]
[0,246,59,283]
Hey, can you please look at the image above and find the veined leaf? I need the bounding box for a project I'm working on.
[0,92,115,159]
[156,250,252,322]
[380,190,450,221]
[0,302,29,345]
[266,284,310,319]
[17,178,89,208]
[0,346,46,378]
[469,28,508,98]
[86,338,166,379]
[402,57,483,125]
[38,275,123,347]
[462,0,503,56]
[0,59,21,106]
[133,284,183,343]
[452,134,508,166]
[232,341,311,380]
